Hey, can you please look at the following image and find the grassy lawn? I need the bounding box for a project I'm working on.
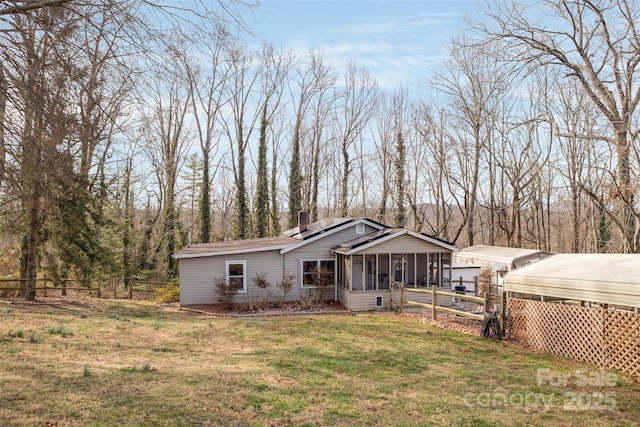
[0,298,638,426]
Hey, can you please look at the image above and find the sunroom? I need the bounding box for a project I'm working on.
[332,228,458,311]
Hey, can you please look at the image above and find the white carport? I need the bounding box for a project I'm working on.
[504,254,640,308]
[453,245,552,271]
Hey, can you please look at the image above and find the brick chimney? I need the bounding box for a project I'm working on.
[298,210,308,233]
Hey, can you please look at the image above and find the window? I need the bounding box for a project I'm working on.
[302,259,335,287]
[365,254,376,290]
[226,260,247,292]
[376,296,383,308]
[356,223,365,234]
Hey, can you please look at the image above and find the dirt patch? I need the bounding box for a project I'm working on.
[181,299,348,317]
[401,310,483,336]
[1,295,158,316]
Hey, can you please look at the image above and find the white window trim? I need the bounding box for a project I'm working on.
[226,260,247,293]
[301,259,335,288]
[356,223,365,234]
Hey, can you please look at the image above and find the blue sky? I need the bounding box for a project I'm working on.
[250,0,481,89]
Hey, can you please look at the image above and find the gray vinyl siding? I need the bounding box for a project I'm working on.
[347,289,394,311]
[179,225,375,306]
[356,234,445,254]
[337,286,351,308]
[341,287,453,311]
[179,250,287,306]
[284,224,375,291]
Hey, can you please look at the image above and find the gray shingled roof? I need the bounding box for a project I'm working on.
[175,235,298,259]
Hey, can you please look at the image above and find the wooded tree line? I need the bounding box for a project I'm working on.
[0,0,638,300]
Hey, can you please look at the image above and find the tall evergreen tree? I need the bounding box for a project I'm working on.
[394,131,406,228]
[198,154,212,243]
[270,156,282,236]
[288,120,303,229]
[233,120,249,239]
[255,103,270,237]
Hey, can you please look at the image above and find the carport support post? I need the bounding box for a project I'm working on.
[500,291,507,337]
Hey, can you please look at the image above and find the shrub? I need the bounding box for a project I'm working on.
[154,282,180,303]
[215,278,237,307]
[279,270,294,300]
[252,273,270,289]
[300,267,332,308]
[252,273,274,305]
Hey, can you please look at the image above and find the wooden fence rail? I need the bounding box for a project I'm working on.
[0,278,167,300]
[397,282,491,322]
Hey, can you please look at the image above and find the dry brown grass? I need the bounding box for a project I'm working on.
[0,297,638,426]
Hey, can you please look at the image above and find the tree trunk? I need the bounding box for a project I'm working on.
[340,142,349,217]
[614,131,637,252]
[25,150,41,301]
[0,64,5,186]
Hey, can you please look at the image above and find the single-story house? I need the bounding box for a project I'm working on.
[503,254,640,308]
[175,215,458,311]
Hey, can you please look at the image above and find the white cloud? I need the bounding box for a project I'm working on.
[252,1,477,90]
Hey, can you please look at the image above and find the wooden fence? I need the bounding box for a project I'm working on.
[508,298,640,379]
[0,278,167,300]
[397,282,492,322]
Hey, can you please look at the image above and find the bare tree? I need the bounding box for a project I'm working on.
[187,37,230,243]
[414,104,460,242]
[255,44,291,236]
[1,3,133,299]
[0,0,71,16]
[548,75,598,251]
[371,94,394,224]
[286,49,334,227]
[479,0,640,252]
[0,64,5,187]
[431,37,515,246]
[334,61,378,217]
[219,46,263,239]
[140,38,194,278]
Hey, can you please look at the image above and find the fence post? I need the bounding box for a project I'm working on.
[484,291,491,314]
[500,291,507,336]
[398,282,404,314]
[432,285,437,321]
[129,277,133,299]
[43,277,47,297]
